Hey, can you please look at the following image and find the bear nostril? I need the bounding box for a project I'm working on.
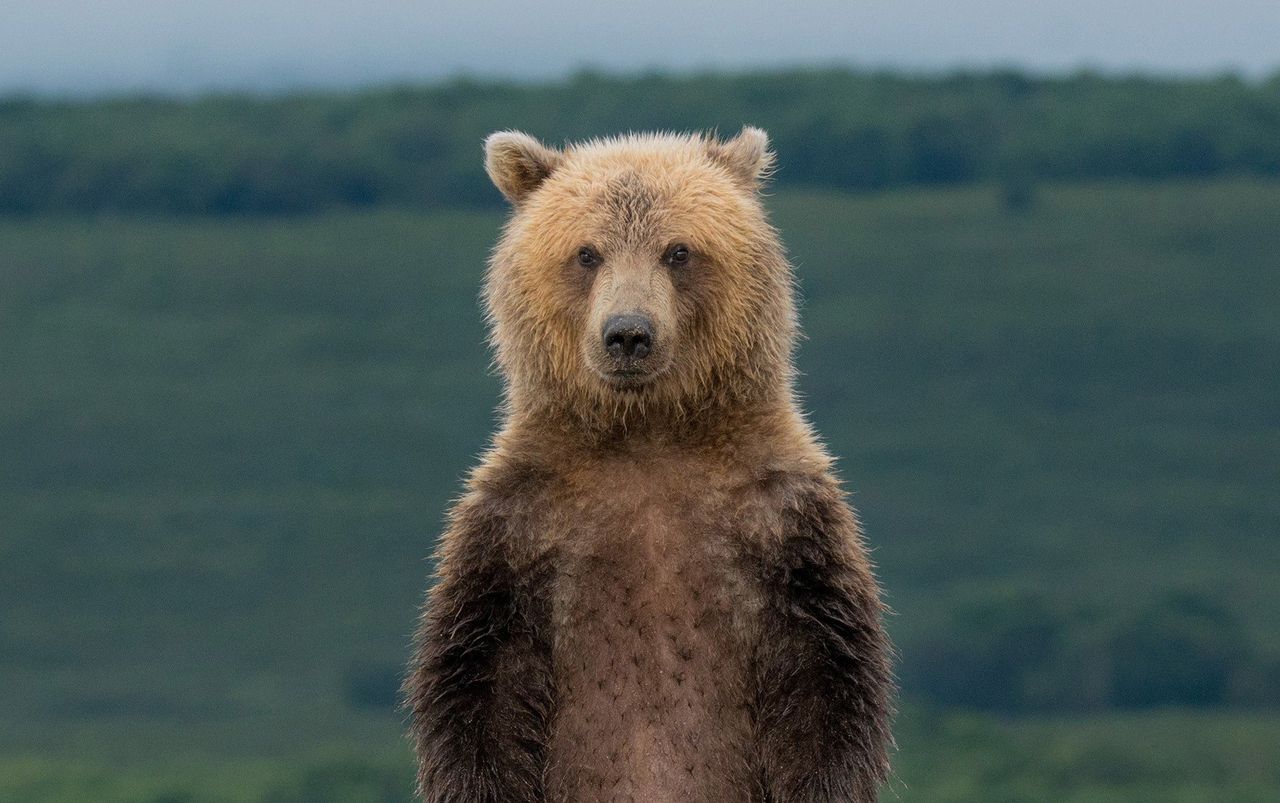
[605,331,626,358]
[602,315,655,362]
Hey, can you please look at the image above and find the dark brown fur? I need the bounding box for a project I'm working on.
[406,130,894,802]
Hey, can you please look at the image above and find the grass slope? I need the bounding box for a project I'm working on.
[1,178,1277,800]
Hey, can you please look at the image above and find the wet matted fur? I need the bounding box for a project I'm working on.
[405,129,894,802]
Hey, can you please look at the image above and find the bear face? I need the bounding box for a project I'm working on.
[483,129,798,431]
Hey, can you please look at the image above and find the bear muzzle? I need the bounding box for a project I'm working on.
[598,313,668,386]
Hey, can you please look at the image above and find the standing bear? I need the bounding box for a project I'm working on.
[406,128,894,802]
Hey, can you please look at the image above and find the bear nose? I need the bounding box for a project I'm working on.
[602,314,654,360]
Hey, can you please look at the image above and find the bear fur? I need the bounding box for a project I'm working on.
[405,128,894,802]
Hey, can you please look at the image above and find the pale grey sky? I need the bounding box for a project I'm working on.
[4,0,1279,94]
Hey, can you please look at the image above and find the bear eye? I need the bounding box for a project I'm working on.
[665,244,691,267]
[577,246,600,268]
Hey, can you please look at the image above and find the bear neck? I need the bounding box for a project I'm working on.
[500,372,813,458]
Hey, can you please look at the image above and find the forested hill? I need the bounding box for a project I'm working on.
[2,69,1279,215]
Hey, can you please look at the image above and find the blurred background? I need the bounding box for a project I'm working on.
[2,2,1279,801]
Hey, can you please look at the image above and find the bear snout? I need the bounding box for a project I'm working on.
[602,314,655,364]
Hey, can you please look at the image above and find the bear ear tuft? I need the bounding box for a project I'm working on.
[707,126,776,189]
[484,131,563,205]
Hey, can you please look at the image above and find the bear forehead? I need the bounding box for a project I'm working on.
[590,172,664,242]
[565,138,734,192]
[527,143,759,248]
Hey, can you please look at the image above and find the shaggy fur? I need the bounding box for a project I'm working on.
[406,128,894,802]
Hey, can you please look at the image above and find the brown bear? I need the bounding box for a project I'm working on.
[405,128,894,802]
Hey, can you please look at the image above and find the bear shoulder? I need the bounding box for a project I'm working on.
[744,467,873,572]
[435,453,558,578]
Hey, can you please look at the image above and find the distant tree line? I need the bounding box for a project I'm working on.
[1,68,1278,215]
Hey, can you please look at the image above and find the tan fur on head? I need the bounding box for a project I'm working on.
[483,127,796,436]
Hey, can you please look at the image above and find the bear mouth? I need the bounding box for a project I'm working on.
[598,363,669,391]
[604,368,652,388]
[587,346,673,391]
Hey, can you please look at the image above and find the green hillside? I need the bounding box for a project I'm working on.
[2,177,1278,801]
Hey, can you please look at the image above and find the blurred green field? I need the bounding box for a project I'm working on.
[4,708,1280,803]
[2,178,1278,800]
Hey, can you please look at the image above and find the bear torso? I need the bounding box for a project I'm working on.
[548,460,761,801]
[488,444,800,802]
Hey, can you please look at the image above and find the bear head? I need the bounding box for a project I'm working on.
[483,128,797,433]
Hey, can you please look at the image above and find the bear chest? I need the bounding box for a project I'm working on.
[544,503,762,802]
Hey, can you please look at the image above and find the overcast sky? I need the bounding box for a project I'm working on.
[5,0,1279,95]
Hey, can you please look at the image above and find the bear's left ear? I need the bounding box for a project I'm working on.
[484,131,563,205]
[707,126,776,190]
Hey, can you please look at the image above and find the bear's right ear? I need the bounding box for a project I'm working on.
[484,131,562,205]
